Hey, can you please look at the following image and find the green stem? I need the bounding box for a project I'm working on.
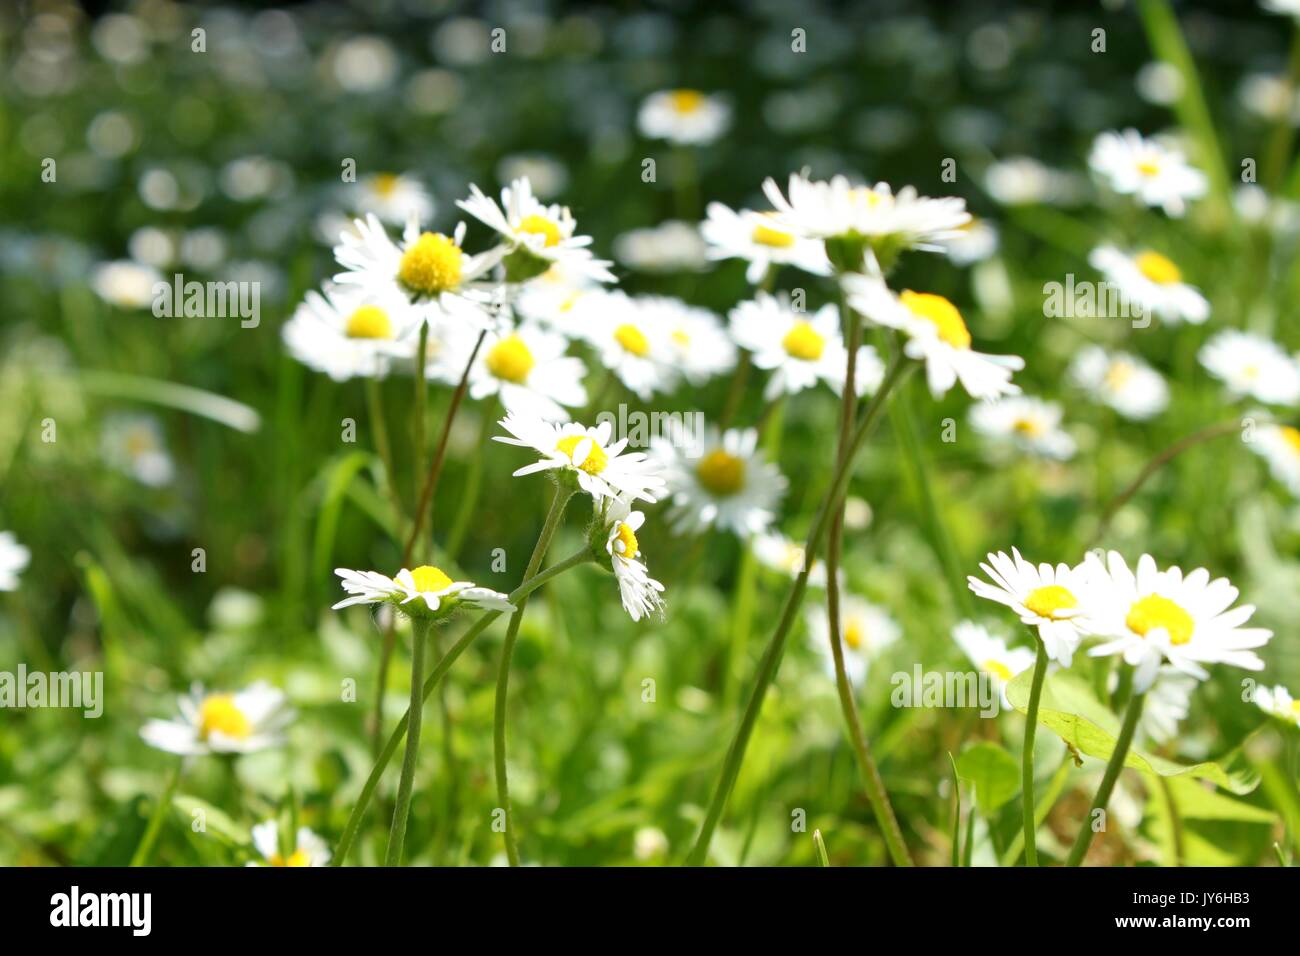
[365,376,404,536]
[685,358,915,866]
[494,483,575,865]
[384,617,430,865]
[1021,638,1050,867]
[129,759,183,866]
[1001,752,1072,867]
[332,549,592,865]
[1066,691,1146,867]
[446,402,496,562]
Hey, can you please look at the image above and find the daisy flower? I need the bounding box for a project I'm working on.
[91,259,162,310]
[101,412,176,487]
[1067,347,1169,420]
[571,290,678,399]
[450,321,587,422]
[752,530,827,587]
[807,596,900,685]
[951,620,1036,707]
[282,283,422,382]
[601,500,666,622]
[761,172,970,259]
[1084,551,1272,693]
[1088,245,1209,325]
[651,425,786,537]
[514,261,603,333]
[1088,129,1207,217]
[970,396,1076,461]
[248,820,331,867]
[332,566,514,619]
[332,213,504,309]
[457,177,615,284]
[1199,330,1300,406]
[1254,684,1300,728]
[637,89,730,145]
[729,293,884,400]
[0,531,30,591]
[843,276,1023,401]
[967,549,1095,666]
[1249,420,1300,496]
[613,221,710,273]
[700,201,830,283]
[350,172,434,227]
[494,412,665,503]
[141,682,294,756]
[1135,667,1197,745]
[644,296,737,386]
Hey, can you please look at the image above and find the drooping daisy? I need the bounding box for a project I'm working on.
[967,549,1095,666]
[457,177,615,284]
[601,500,666,622]
[101,412,176,487]
[282,283,422,382]
[494,412,666,503]
[248,820,331,867]
[449,321,587,422]
[1248,420,1300,496]
[1067,346,1169,420]
[643,296,737,386]
[970,396,1076,461]
[940,217,999,265]
[1135,667,1197,745]
[1199,330,1300,406]
[762,172,970,259]
[650,425,786,537]
[571,291,678,399]
[1088,245,1209,325]
[0,531,30,591]
[843,276,1023,401]
[700,201,830,283]
[729,293,884,400]
[332,566,514,618]
[1084,551,1272,693]
[752,530,828,587]
[332,213,504,310]
[1254,684,1300,728]
[350,172,434,227]
[637,89,730,145]
[951,620,1036,707]
[807,595,900,685]
[1088,129,1207,217]
[141,682,294,756]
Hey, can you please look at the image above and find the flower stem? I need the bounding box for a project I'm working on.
[494,482,575,865]
[129,758,183,866]
[445,400,497,562]
[685,358,915,866]
[385,617,430,866]
[365,375,404,535]
[1065,690,1146,867]
[332,549,592,865]
[1021,638,1050,867]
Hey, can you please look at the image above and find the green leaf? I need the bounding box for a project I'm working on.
[172,795,251,848]
[1006,669,1259,795]
[955,741,1020,815]
[1164,777,1275,823]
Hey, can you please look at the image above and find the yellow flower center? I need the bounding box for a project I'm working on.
[1105,359,1134,390]
[844,618,865,650]
[124,427,155,457]
[1135,251,1181,286]
[517,214,563,248]
[198,694,251,741]
[983,659,1014,682]
[409,565,453,593]
[751,222,796,248]
[1136,158,1162,177]
[671,329,690,347]
[614,323,651,357]
[695,448,746,496]
[1023,584,1078,619]
[398,232,463,295]
[670,89,705,114]
[782,320,826,361]
[899,291,971,349]
[270,848,311,867]
[555,434,608,474]
[1126,594,1194,646]
[1281,425,1300,455]
[372,173,399,196]
[613,522,639,558]
[344,304,393,340]
[485,334,535,384]
[848,187,886,209]
[1013,417,1044,437]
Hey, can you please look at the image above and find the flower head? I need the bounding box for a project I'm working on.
[807,596,899,685]
[0,531,30,591]
[1089,129,1207,217]
[651,425,786,537]
[637,89,730,145]
[283,283,424,382]
[333,566,514,619]
[1255,684,1300,728]
[141,682,294,756]
[970,396,1075,461]
[1089,245,1209,326]
[1199,330,1300,407]
[952,620,1036,707]
[600,500,666,622]
[967,549,1095,666]
[1068,347,1169,421]
[350,172,434,227]
[1249,420,1300,496]
[248,820,331,867]
[701,202,830,283]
